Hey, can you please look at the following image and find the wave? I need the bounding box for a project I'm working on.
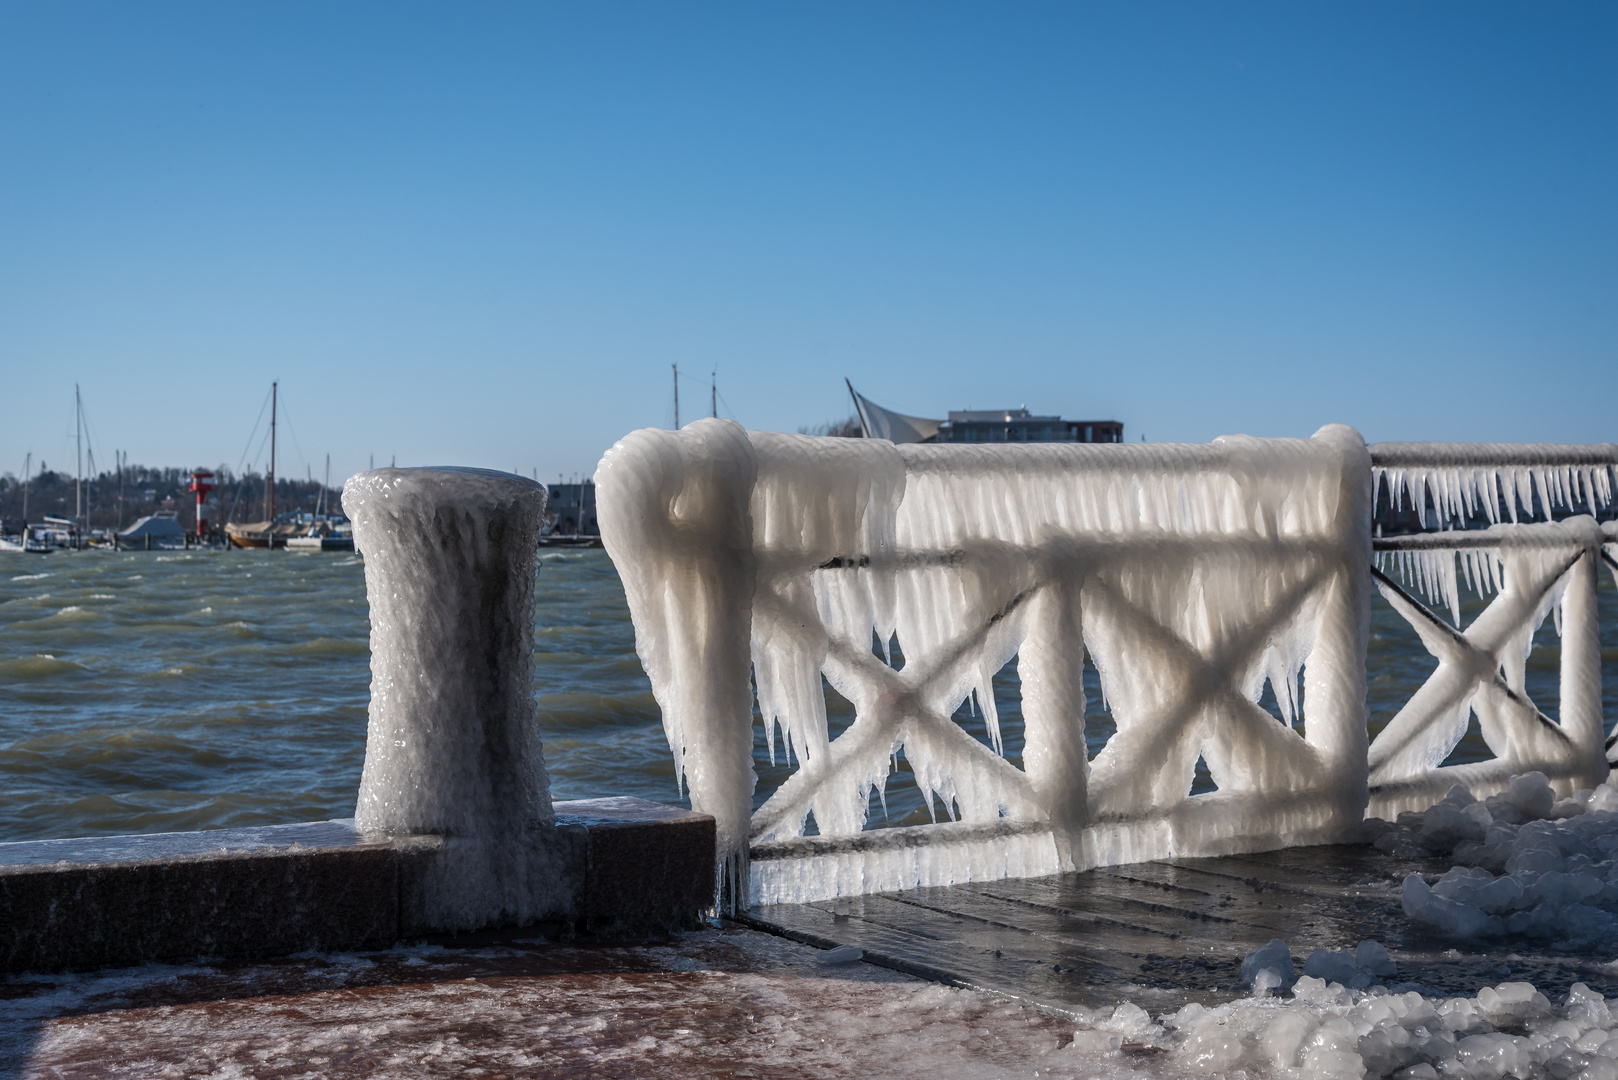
[288,637,370,657]
[0,653,87,679]
[9,573,51,582]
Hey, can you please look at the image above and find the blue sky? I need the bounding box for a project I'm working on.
[1,2,1613,485]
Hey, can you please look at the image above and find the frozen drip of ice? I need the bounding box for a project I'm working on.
[344,467,563,929]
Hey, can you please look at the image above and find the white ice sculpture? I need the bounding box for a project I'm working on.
[598,421,1375,907]
[343,467,558,928]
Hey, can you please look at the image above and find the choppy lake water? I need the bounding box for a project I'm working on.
[0,549,1614,843]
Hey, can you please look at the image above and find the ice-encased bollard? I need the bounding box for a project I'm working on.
[343,467,561,930]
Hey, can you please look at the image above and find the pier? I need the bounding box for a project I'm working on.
[3,436,1617,1076]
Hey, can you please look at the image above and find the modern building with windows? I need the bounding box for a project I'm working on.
[936,408,1123,444]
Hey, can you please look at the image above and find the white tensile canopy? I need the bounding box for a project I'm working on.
[845,380,942,444]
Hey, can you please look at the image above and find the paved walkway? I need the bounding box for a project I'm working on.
[3,927,1120,1079]
[10,842,1618,1078]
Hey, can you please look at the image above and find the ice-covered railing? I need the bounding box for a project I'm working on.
[1371,442,1618,530]
[598,421,1377,908]
[1364,443,1618,820]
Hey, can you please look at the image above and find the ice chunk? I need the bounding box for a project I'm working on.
[814,945,864,965]
[1402,873,1503,938]
[1420,787,1489,851]
[1355,939,1398,977]
[1591,785,1618,814]
[1302,947,1366,988]
[1258,1008,1317,1069]
[1239,938,1297,992]
[1485,772,1556,825]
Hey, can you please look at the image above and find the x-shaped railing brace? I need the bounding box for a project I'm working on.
[1366,556,1577,786]
[749,579,1042,843]
[749,543,1342,844]
[1082,562,1333,817]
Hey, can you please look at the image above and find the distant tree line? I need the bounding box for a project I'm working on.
[798,415,862,438]
[0,464,341,534]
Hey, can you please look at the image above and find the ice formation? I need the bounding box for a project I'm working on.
[598,420,1375,906]
[1088,971,1618,1080]
[1371,441,1618,529]
[1367,517,1612,820]
[1362,773,1618,950]
[597,420,1614,908]
[343,467,559,928]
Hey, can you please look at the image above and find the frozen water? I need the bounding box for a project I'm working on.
[1065,959,1618,1080]
[598,420,1375,905]
[597,421,1611,908]
[1371,442,1617,528]
[1367,517,1610,820]
[1239,938,1297,992]
[1369,773,1618,950]
[344,467,561,929]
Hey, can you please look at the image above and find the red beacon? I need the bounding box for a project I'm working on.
[189,470,217,540]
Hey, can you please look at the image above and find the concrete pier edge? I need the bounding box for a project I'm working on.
[0,796,715,974]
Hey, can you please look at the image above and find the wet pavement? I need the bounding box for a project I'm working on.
[742,843,1618,1017]
[10,842,1618,1078]
[1,927,1110,1080]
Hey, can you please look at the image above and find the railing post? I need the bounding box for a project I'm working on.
[597,420,759,912]
[343,466,557,929]
[1017,577,1089,870]
[1560,534,1606,790]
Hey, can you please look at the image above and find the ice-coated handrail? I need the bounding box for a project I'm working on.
[1369,443,1618,468]
[597,428,1614,909]
[1368,442,1617,529]
[1366,517,1609,817]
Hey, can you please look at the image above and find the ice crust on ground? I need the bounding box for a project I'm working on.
[343,467,560,929]
[597,420,1375,904]
[1363,772,1618,949]
[1077,973,1618,1080]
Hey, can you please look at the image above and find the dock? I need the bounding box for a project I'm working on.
[741,843,1618,1017]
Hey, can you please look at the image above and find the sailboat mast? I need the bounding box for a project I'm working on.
[22,452,30,525]
[75,385,82,534]
[672,364,679,429]
[711,370,716,418]
[267,381,277,524]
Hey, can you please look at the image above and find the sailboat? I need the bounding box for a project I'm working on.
[225,382,301,550]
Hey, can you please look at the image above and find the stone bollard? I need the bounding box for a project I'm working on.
[342,466,564,931]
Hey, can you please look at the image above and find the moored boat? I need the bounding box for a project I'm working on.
[225,519,306,549]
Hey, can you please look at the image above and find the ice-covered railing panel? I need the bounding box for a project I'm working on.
[1371,442,1618,530]
[1364,443,1617,818]
[1365,517,1616,820]
[598,421,1373,908]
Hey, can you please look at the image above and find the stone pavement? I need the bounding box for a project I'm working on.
[1,926,1163,1080]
